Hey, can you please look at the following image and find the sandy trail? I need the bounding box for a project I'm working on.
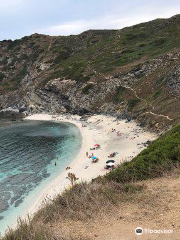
[24,114,157,216]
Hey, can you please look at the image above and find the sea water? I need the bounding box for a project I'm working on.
[0,120,82,235]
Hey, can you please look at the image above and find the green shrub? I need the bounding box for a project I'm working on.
[153,38,166,46]
[53,48,72,64]
[153,89,162,99]
[0,72,5,81]
[30,49,44,62]
[20,54,28,61]
[156,76,166,86]
[11,67,27,86]
[7,39,21,50]
[128,98,140,109]
[82,83,94,94]
[113,86,126,103]
[1,57,8,65]
[125,32,148,41]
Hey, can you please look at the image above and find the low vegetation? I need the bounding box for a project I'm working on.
[1,15,180,92]
[153,89,162,99]
[3,182,142,240]
[113,86,126,103]
[82,83,94,94]
[0,72,5,81]
[128,98,140,109]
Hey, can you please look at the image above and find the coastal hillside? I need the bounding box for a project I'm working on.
[3,122,180,239]
[1,15,180,131]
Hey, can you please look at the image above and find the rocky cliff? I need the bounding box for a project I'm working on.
[0,15,180,131]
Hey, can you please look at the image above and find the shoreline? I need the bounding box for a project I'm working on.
[3,113,157,234]
[26,114,87,216]
[25,113,157,217]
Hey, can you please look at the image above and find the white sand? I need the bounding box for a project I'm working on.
[25,113,157,216]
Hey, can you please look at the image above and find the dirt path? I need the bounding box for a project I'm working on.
[53,170,180,240]
[144,111,173,121]
[123,85,173,121]
[47,38,53,52]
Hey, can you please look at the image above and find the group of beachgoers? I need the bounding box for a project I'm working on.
[111,127,125,137]
[86,144,100,163]
[84,120,148,171]
[53,116,151,175]
[85,142,117,171]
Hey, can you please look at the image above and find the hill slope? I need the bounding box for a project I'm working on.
[0,15,180,130]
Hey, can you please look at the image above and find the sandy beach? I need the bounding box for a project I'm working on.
[24,113,157,217]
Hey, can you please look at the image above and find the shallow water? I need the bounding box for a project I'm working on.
[0,120,82,235]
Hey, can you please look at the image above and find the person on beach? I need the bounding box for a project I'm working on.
[86,152,88,157]
[66,166,71,170]
[55,162,57,166]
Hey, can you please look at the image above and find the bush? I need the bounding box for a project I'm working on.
[7,40,21,50]
[153,38,166,46]
[128,98,140,109]
[113,85,126,103]
[125,32,148,41]
[82,83,94,94]
[11,67,27,86]
[153,89,162,99]
[0,72,5,81]
[1,58,8,65]
[53,48,72,64]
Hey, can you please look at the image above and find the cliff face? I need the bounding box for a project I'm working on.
[0,15,180,131]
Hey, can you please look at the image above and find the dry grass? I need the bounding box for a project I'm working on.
[35,181,142,223]
[2,182,142,240]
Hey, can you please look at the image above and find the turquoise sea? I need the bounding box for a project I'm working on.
[0,120,82,235]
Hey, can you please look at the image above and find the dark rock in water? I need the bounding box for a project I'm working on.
[0,200,9,213]
[1,192,11,202]
[0,192,11,213]
[14,198,23,208]
[0,216,4,220]
[0,107,24,120]
[10,197,19,206]
[4,173,30,185]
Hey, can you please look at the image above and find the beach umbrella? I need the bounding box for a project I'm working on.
[106,160,115,164]
[94,144,100,147]
[92,156,98,159]
[106,162,115,166]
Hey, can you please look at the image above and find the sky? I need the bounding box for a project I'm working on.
[0,0,180,40]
